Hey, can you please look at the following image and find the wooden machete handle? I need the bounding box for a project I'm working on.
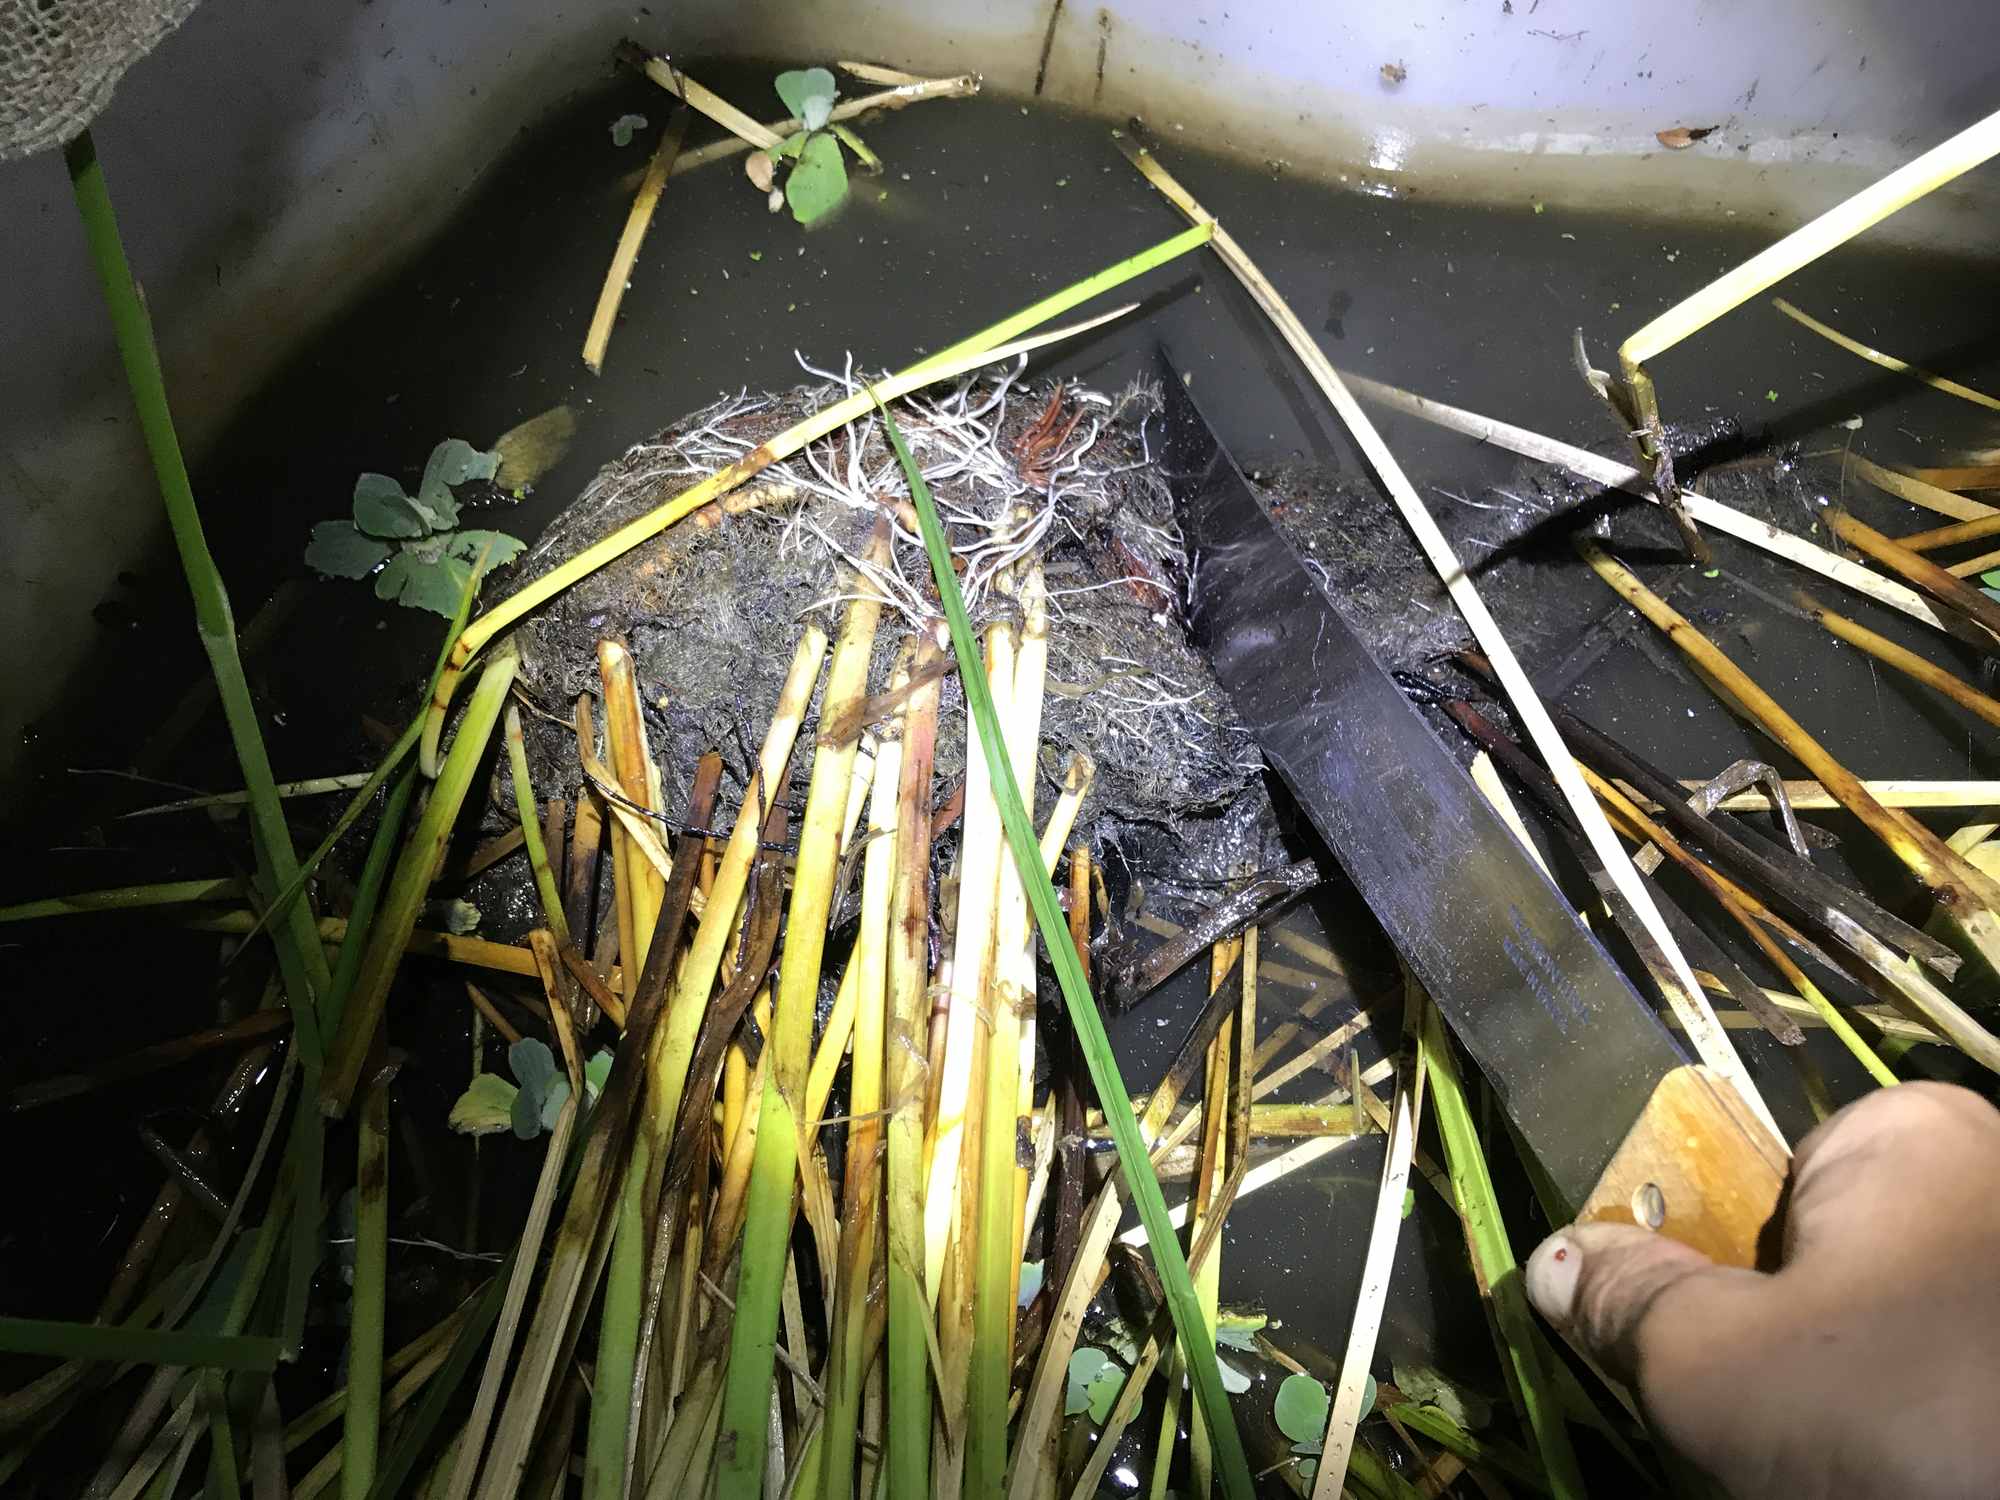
[1577,1065,1791,1269]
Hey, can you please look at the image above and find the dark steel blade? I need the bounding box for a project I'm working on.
[1156,349,1686,1204]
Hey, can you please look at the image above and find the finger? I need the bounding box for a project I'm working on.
[1528,1224,1768,1392]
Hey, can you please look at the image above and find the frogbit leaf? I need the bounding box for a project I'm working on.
[540,1077,572,1133]
[1274,1372,1331,1444]
[1980,569,2000,591]
[610,113,648,147]
[774,67,837,125]
[785,131,849,224]
[510,1082,542,1140]
[769,132,806,162]
[510,1038,558,1093]
[1217,1357,1252,1395]
[1085,1360,1125,1423]
[1065,1347,1113,1417]
[448,1073,519,1135]
[384,549,473,618]
[583,1049,613,1102]
[415,438,499,526]
[1216,1310,1267,1352]
[305,521,392,579]
[353,474,429,538]
[1017,1260,1044,1308]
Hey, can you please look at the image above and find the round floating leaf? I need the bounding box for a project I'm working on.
[305,521,392,579]
[784,131,849,224]
[353,474,428,538]
[1217,1357,1251,1395]
[1017,1260,1043,1308]
[774,66,837,123]
[610,112,648,147]
[373,552,419,603]
[1274,1372,1331,1444]
[510,1082,542,1140]
[509,1038,558,1093]
[387,551,473,618]
[583,1049,613,1102]
[1065,1347,1112,1417]
[414,438,500,527]
[1085,1360,1124,1423]
[448,1073,520,1136]
[540,1077,572,1133]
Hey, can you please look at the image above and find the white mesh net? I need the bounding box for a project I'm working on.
[0,0,200,160]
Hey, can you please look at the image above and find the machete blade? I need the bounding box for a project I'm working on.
[1156,348,1687,1205]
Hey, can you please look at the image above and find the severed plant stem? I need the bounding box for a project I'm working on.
[340,1063,392,1499]
[717,543,888,1498]
[1773,297,2000,411]
[887,403,1254,1499]
[820,649,909,1500]
[584,108,690,374]
[885,633,945,1500]
[1828,509,2000,646]
[1580,539,2000,989]
[1802,593,2000,729]
[320,644,519,1116]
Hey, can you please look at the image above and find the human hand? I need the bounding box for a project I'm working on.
[1525,1081,2000,1499]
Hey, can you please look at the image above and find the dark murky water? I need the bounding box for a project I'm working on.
[8,62,2000,1488]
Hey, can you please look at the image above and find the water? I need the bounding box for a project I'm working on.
[8,64,2000,1485]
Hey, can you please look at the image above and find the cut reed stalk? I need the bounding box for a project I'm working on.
[1846,451,1998,523]
[885,632,945,1500]
[1897,511,2000,553]
[970,570,1052,1498]
[1772,297,2000,411]
[340,1062,392,1500]
[1580,540,2000,990]
[600,641,660,997]
[1802,594,2000,729]
[819,650,908,1500]
[0,877,242,922]
[1336,370,1985,644]
[583,108,690,374]
[1309,985,1426,1500]
[419,226,1210,772]
[1949,546,2000,579]
[664,72,979,177]
[888,395,1249,1493]
[320,644,518,1113]
[505,707,572,944]
[1828,509,2000,645]
[716,544,888,1499]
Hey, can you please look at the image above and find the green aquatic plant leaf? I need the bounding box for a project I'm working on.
[774,67,837,130]
[1394,1363,1492,1431]
[1274,1371,1330,1444]
[583,1048,613,1101]
[445,530,526,569]
[1065,1347,1113,1417]
[353,473,429,538]
[448,1073,520,1136]
[610,113,648,147]
[305,521,392,579]
[785,131,849,224]
[415,437,499,526]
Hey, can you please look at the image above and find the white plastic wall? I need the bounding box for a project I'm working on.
[3,0,1996,786]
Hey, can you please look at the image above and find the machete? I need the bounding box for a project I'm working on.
[1158,350,1786,1262]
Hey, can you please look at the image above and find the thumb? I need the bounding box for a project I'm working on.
[1525,1222,1770,1393]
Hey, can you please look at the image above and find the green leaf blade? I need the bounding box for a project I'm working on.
[785,132,849,223]
[305,521,392,579]
[448,1073,520,1136]
[774,66,837,124]
[353,474,429,538]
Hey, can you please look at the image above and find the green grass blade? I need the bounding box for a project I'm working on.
[0,1321,282,1371]
[1416,998,1584,1500]
[0,879,243,922]
[880,402,1254,1500]
[65,129,329,1058]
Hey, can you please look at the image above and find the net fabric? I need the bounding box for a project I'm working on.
[0,0,199,160]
